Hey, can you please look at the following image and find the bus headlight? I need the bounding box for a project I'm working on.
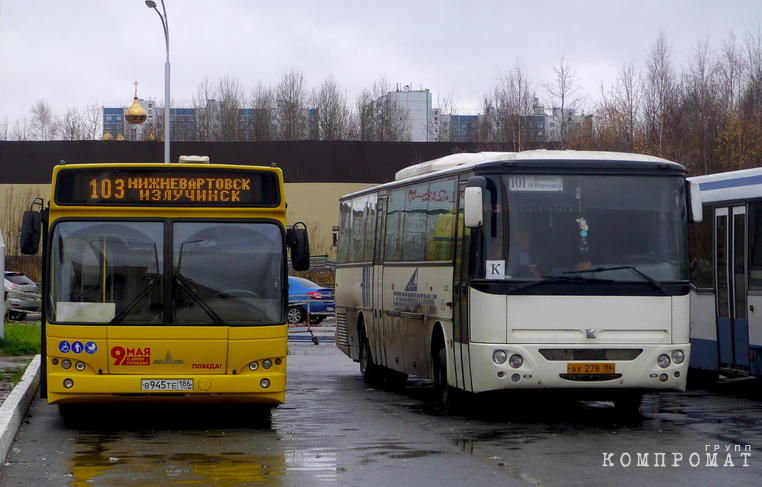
[671,350,685,364]
[249,362,259,371]
[260,379,270,389]
[262,359,273,369]
[509,354,523,368]
[492,350,507,364]
[75,362,85,371]
[657,355,671,368]
[62,359,72,370]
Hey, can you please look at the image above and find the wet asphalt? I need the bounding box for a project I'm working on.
[1,335,762,486]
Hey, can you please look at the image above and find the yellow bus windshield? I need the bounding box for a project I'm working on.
[49,220,285,325]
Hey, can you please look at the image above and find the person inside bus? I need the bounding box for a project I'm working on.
[514,228,542,278]
[510,228,592,278]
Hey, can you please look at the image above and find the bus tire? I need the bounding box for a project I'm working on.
[359,327,382,386]
[434,345,451,409]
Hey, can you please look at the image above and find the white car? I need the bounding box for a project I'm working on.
[4,271,40,321]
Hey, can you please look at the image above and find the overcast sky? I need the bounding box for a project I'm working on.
[1,0,760,126]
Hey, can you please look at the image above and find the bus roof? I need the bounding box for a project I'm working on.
[688,167,762,204]
[394,150,682,181]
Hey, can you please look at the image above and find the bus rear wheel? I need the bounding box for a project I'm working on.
[434,345,451,408]
[359,328,382,385]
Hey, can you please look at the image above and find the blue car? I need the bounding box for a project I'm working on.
[287,277,335,324]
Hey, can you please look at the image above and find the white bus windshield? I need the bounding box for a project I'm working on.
[481,175,689,282]
[49,221,285,325]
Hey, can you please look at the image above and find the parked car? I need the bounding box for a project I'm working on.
[287,276,335,325]
[4,271,40,321]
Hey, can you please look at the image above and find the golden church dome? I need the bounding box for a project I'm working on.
[125,96,147,124]
[101,131,114,141]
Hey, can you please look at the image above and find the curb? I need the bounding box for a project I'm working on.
[0,355,41,466]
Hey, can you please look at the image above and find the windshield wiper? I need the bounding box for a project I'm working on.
[508,274,612,292]
[175,274,226,325]
[109,242,163,326]
[562,265,667,294]
[109,276,161,326]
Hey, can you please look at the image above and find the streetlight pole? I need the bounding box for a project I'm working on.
[145,0,170,163]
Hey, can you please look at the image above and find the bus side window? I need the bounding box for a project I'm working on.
[749,203,762,291]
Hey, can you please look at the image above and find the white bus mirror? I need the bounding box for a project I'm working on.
[464,187,483,228]
[688,181,702,223]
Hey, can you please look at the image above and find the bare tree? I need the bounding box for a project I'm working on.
[312,75,351,140]
[213,76,245,141]
[9,120,30,141]
[353,76,410,141]
[681,35,723,174]
[594,61,642,152]
[193,77,216,141]
[60,107,85,140]
[249,82,277,141]
[718,31,743,115]
[642,31,678,156]
[276,69,309,140]
[433,91,459,142]
[30,100,59,140]
[83,103,103,140]
[544,54,587,149]
[742,26,762,126]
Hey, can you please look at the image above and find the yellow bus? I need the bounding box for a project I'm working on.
[20,160,310,411]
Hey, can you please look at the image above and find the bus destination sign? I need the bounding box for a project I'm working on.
[55,167,280,207]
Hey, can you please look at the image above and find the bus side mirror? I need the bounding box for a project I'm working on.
[688,181,702,223]
[20,210,41,255]
[288,222,310,271]
[464,187,483,228]
[464,176,487,228]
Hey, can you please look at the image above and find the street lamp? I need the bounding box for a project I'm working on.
[145,0,170,163]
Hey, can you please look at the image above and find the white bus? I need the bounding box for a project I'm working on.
[688,167,762,381]
[335,151,701,412]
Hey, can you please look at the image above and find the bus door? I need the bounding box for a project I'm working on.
[715,206,750,372]
[372,196,388,368]
[452,182,473,392]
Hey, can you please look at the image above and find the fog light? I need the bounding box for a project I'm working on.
[511,374,521,383]
[671,350,685,364]
[260,378,270,389]
[75,362,85,371]
[262,359,273,369]
[62,359,72,370]
[659,374,668,382]
[63,379,74,389]
[275,358,282,365]
[674,371,680,378]
[657,354,671,368]
[249,362,259,371]
[509,354,523,368]
[493,350,507,364]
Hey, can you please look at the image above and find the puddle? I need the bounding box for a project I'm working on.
[69,450,287,486]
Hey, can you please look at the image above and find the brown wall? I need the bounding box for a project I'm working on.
[0,140,482,185]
